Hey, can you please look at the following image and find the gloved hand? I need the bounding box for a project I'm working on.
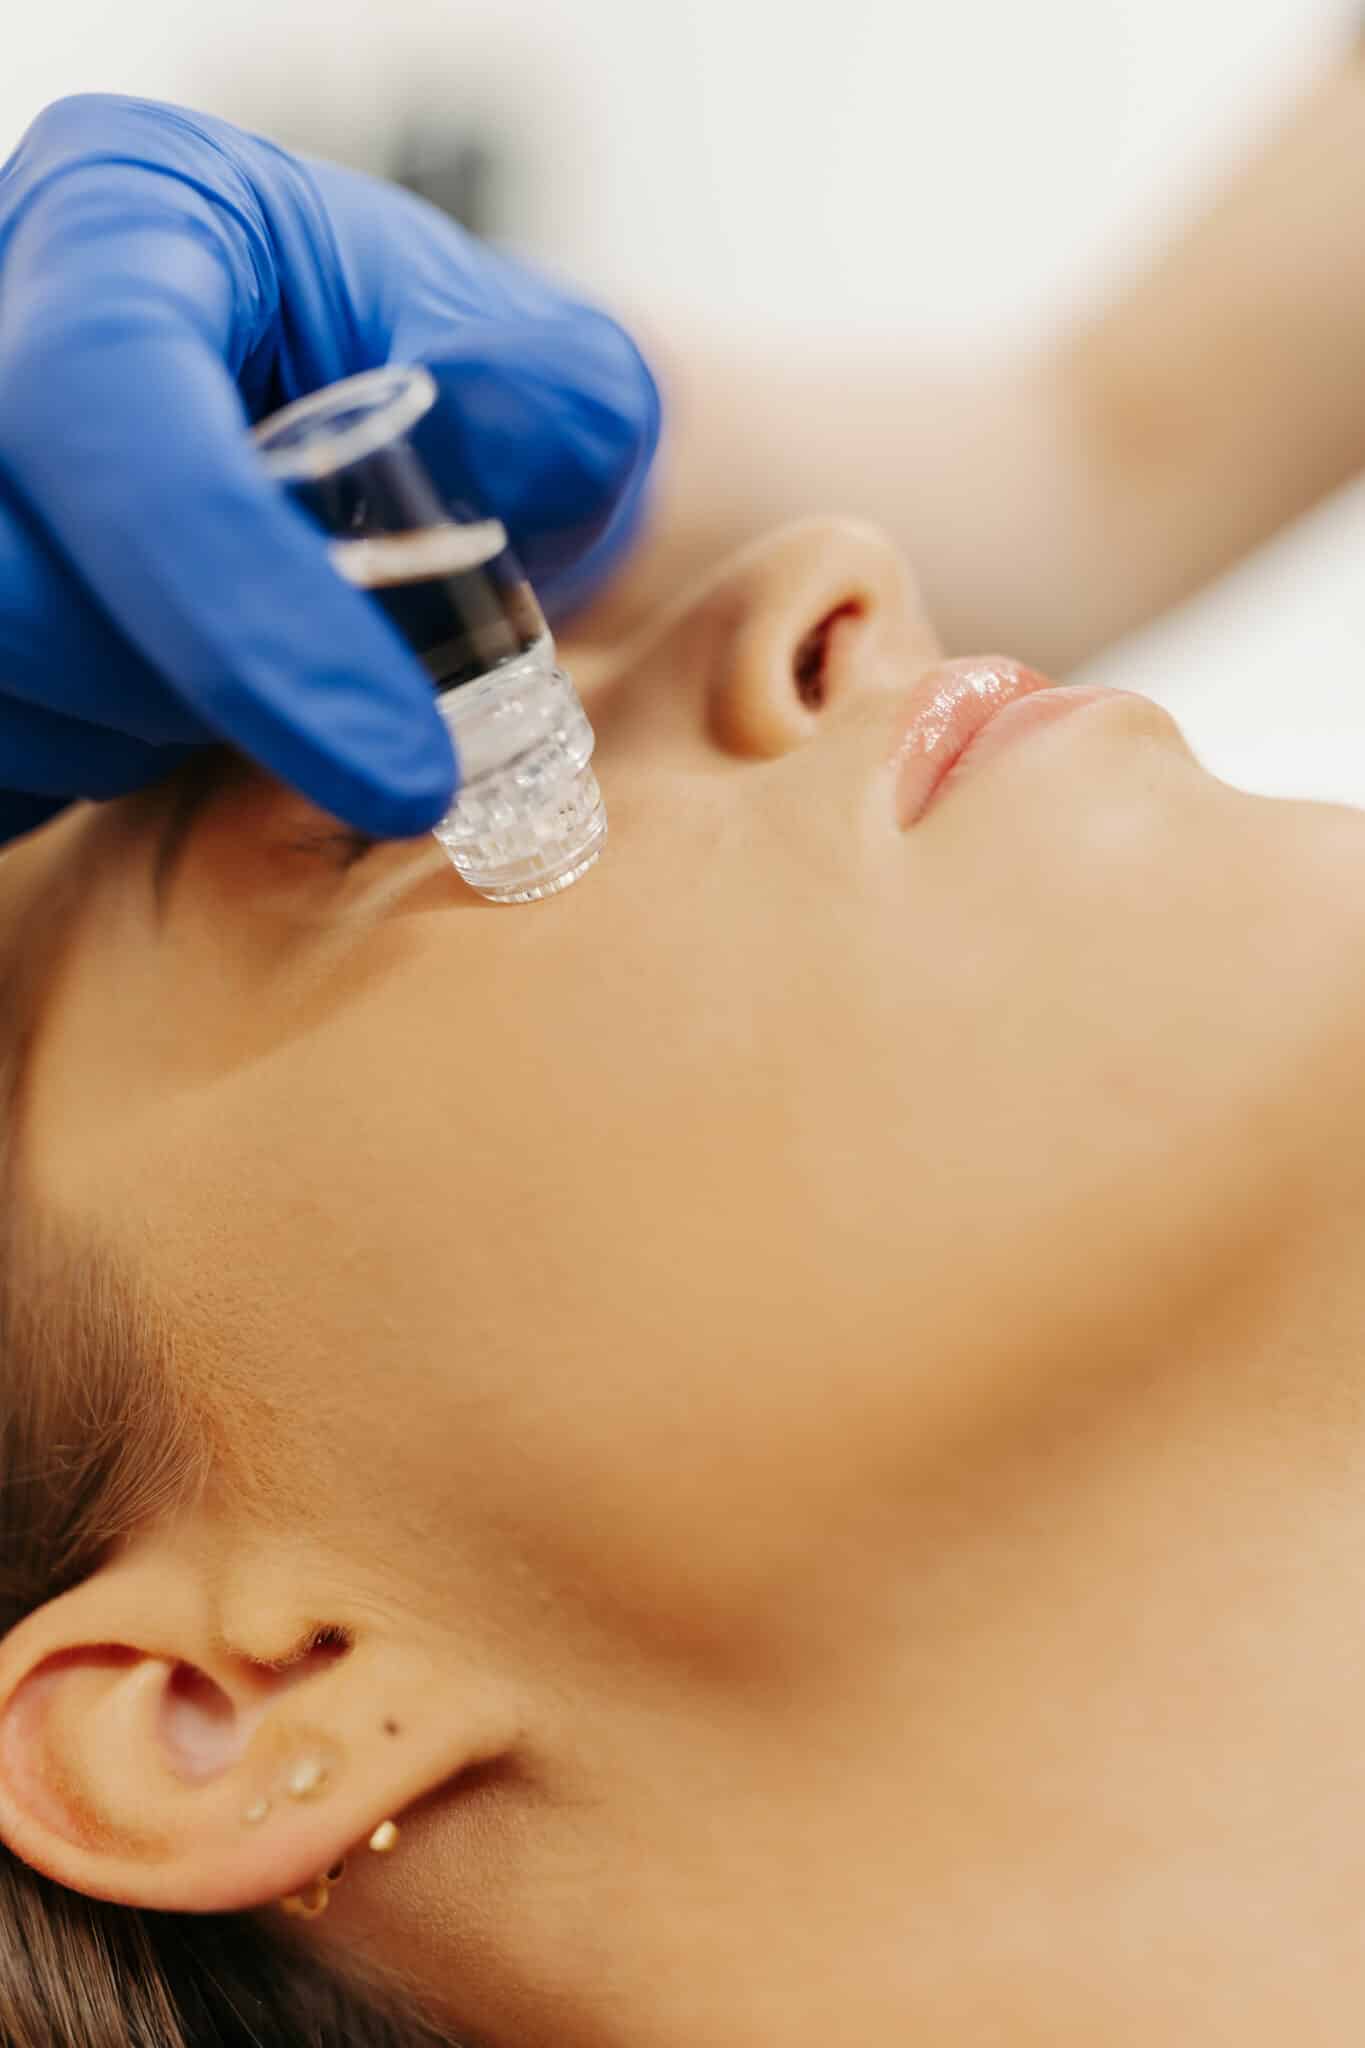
[0,94,660,844]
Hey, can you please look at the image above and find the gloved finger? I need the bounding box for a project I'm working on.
[0,792,69,846]
[0,167,456,838]
[0,474,209,745]
[419,314,660,609]
[0,691,190,797]
[533,454,657,628]
[316,165,660,606]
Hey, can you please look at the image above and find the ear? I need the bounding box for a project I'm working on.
[0,1538,522,1915]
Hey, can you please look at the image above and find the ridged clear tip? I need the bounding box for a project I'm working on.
[431,643,606,904]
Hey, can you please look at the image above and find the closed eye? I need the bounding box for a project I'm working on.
[151,751,381,922]
[280,826,380,869]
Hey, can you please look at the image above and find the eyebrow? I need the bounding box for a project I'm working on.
[150,756,228,921]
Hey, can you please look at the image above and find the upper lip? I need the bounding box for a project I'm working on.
[890,658,1053,827]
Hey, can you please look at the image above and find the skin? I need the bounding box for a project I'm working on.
[3,517,1365,2045]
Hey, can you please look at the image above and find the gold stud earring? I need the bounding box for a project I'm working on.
[368,1819,399,1854]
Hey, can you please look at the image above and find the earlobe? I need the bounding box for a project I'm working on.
[0,1553,523,1917]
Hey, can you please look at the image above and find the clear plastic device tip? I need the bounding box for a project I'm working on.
[430,640,606,903]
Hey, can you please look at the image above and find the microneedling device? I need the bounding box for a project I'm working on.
[254,364,605,904]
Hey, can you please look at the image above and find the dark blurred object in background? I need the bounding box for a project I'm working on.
[208,66,520,247]
[387,125,506,239]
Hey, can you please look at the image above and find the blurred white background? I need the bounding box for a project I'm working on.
[4,0,1365,805]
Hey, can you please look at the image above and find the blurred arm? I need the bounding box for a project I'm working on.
[584,52,1365,675]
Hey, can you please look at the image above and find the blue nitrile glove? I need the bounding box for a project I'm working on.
[0,94,660,844]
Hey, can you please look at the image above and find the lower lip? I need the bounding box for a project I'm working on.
[912,684,1138,823]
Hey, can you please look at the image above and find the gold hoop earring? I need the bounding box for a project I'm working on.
[279,1822,399,1918]
[281,1876,331,1918]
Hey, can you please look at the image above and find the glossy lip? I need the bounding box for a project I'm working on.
[891,659,1141,827]
[890,658,1052,828]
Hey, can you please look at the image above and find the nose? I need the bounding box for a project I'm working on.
[588,517,941,765]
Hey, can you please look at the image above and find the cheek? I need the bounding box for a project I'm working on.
[151,1023,912,1673]
[131,936,1041,1667]
[112,1044,822,1670]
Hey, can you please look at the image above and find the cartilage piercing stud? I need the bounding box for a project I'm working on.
[286,1756,329,1800]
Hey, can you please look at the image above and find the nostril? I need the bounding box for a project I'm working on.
[791,602,864,710]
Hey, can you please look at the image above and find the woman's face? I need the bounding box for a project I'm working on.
[18,518,1365,2042]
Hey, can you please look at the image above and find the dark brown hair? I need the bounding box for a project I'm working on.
[0,842,461,2045]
